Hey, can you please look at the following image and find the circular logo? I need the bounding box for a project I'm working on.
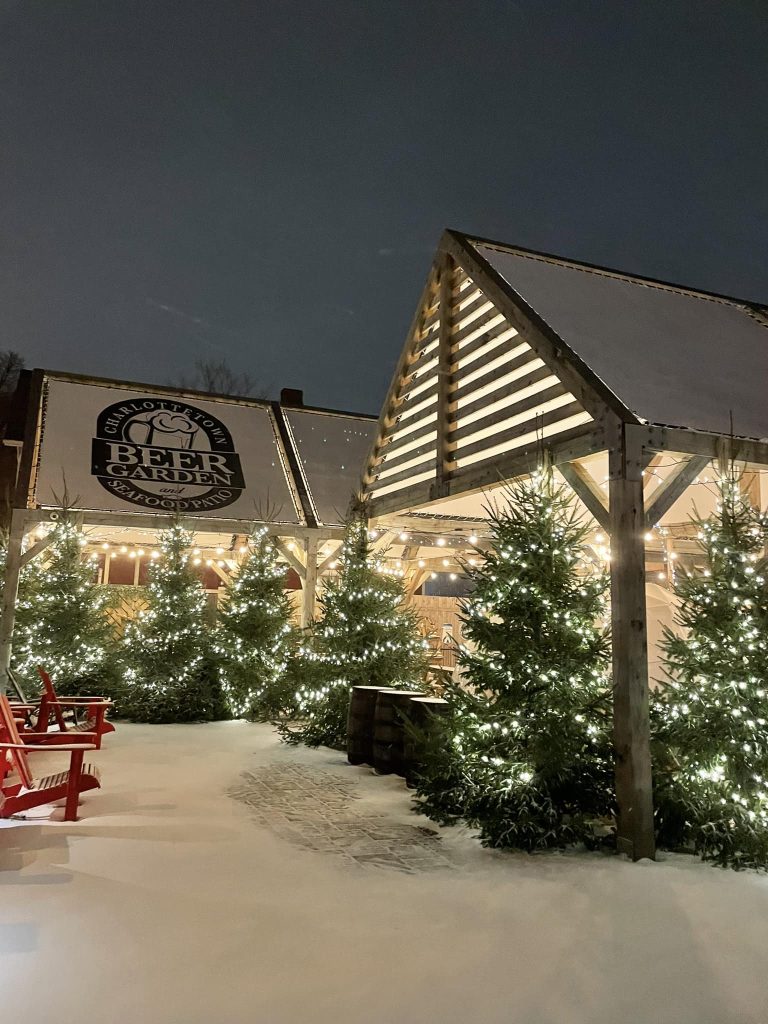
[91,397,245,512]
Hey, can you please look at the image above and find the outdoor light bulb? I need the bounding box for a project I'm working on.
[205,559,212,566]
[418,559,426,568]
[129,551,137,559]
[469,558,477,565]
[239,545,248,553]
[151,551,159,558]
[442,558,450,567]
[193,548,201,556]
[469,534,478,545]
[193,558,202,566]
[138,549,145,556]
[329,560,338,569]
[120,545,127,553]
[216,547,224,554]
[644,532,653,542]
[430,572,437,579]
[399,532,409,541]
[287,542,296,551]
[657,572,665,580]
[595,532,604,543]
[369,529,379,539]
[450,573,457,581]
[670,552,678,560]
[436,538,446,547]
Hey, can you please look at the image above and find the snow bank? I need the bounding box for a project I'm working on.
[2,722,768,1023]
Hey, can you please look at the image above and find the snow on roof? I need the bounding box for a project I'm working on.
[283,407,376,526]
[472,240,768,440]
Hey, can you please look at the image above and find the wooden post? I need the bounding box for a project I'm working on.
[0,508,27,680]
[301,535,319,629]
[609,426,655,861]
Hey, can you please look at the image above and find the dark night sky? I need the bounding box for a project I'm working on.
[1,1,766,414]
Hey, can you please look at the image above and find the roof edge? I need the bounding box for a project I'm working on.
[446,228,768,310]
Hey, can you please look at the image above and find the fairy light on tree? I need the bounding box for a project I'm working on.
[121,517,224,723]
[414,463,614,851]
[12,512,118,694]
[653,469,768,868]
[280,503,430,749]
[213,527,297,720]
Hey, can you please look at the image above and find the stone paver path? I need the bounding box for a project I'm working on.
[229,763,453,873]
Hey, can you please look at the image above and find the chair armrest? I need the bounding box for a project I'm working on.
[50,698,113,707]
[0,741,98,751]
[9,702,37,711]
[17,731,99,742]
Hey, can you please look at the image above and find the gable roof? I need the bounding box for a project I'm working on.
[466,233,768,441]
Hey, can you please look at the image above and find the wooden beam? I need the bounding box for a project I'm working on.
[440,231,627,423]
[19,508,343,541]
[317,543,343,575]
[644,455,710,528]
[644,425,768,467]
[207,561,232,585]
[609,426,655,861]
[301,536,319,629]
[19,530,55,567]
[558,460,611,533]
[274,540,306,579]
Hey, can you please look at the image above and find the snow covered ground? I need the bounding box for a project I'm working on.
[3,721,768,1024]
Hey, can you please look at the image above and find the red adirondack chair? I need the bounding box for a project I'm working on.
[32,667,115,749]
[0,693,101,821]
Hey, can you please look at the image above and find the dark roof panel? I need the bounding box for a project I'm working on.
[473,242,768,440]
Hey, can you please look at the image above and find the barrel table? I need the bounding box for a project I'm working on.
[347,686,401,766]
[403,696,450,787]
[372,689,427,776]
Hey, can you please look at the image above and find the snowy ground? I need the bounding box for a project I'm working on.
[3,723,768,1024]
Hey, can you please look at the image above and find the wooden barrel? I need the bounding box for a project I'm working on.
[403,696,450,787]
[347,686,398,766]
[373,689,427,776]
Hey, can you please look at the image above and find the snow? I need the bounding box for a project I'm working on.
[3,722,768,1023]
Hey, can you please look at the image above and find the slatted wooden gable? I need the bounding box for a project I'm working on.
[363,242,596,513]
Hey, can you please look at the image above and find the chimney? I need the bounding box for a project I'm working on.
[280,387,304,407]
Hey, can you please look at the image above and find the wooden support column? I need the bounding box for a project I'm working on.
[301,536,319,629]
[609,426,655,861]
[0,508,26,680]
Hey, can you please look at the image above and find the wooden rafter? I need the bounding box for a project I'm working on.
[274,540,306,579]
[644,455,710,529]
[557,460,611,533]
[19,531,55,567]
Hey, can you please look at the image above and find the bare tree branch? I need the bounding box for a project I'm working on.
[172,358,269,399]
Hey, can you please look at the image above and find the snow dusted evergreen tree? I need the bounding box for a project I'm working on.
[415,465,614,851]
[280,508,429,749]
[653,471,768,868]
[121,518,222,723]
[213,527,297,720]
[13,513,118,694]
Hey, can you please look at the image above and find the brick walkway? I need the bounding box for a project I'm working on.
[229,763,453,873]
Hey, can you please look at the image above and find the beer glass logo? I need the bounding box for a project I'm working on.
[91,397,245,512]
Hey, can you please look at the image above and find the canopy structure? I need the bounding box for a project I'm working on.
[361,229,768,860]
[0,369,376,667]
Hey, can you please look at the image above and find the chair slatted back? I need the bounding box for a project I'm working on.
[37,666,67,731]
[0,692,34,790]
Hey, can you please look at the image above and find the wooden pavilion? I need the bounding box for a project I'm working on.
[361,229,768,860]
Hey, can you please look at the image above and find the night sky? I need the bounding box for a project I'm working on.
[1,1,766,414]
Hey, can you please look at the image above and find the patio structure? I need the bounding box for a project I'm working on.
[361,229,768,860]
[0,370,377,667]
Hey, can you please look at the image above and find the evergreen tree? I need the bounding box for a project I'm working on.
[280,511,430,749]
[13,514,118,694]
[121,518,223,723]
[213,527,297,720]
[652,473,768,868]
[415,466,614,851]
